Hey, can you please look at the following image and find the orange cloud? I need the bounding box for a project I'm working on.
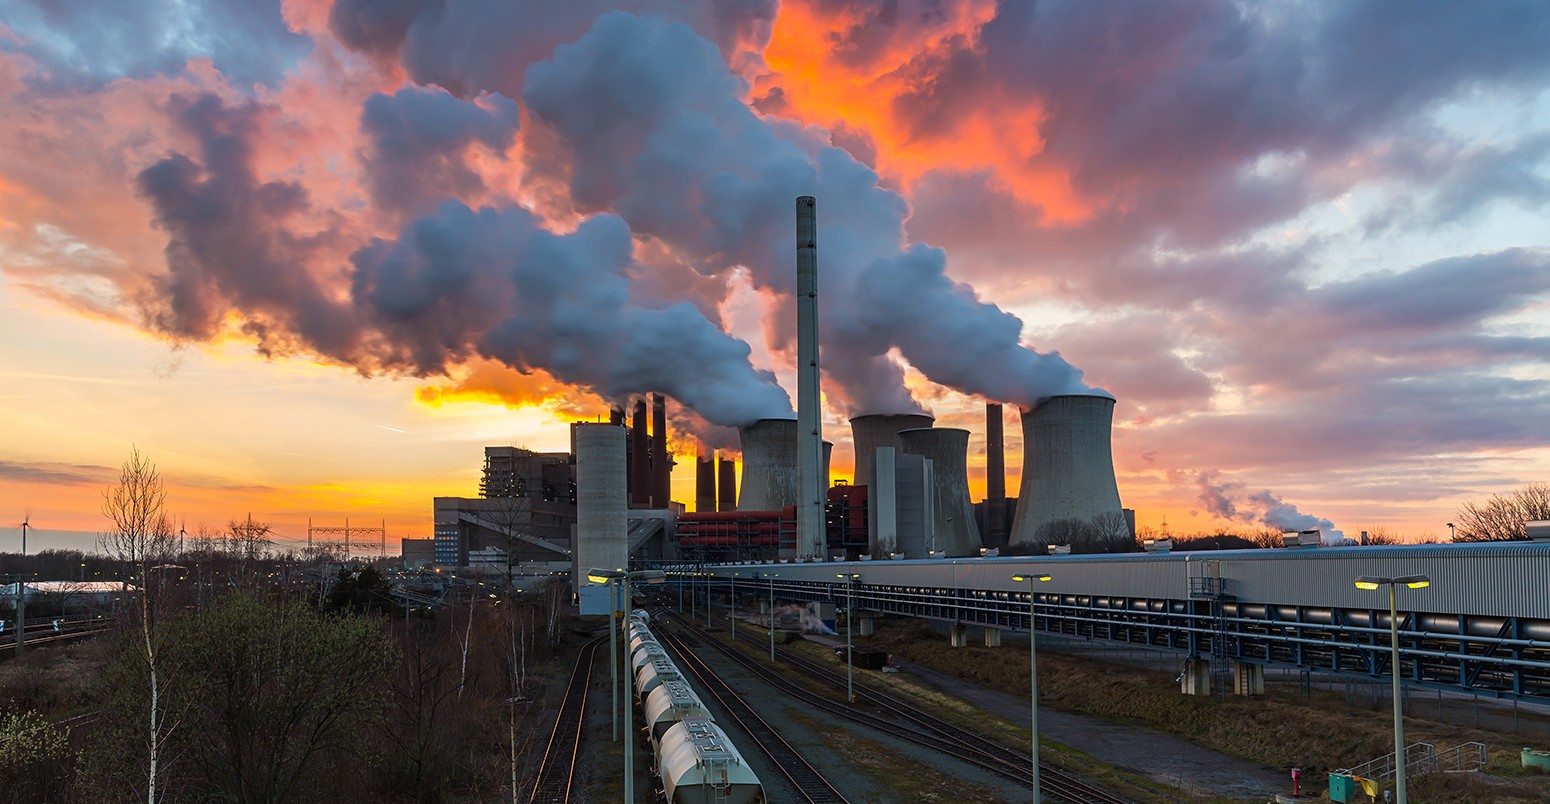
[763,1,1091,223]
[413,357,606,418]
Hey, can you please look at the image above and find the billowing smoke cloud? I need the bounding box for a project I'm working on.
[359,86,520,218]
[353,201,794,425]
[1196,471,1345,544]
[518,11,1097,413]
[136,91,792,427]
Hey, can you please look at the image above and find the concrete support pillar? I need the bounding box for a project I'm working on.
[1234,661,1265,696]
[983,627,1002,648]
[1181,658,1212,696]
[858,615,875,637]
[950,623,969,648]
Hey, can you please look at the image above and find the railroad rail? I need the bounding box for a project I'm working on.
[657,627,850,804]
[665,613,1128,804]
[527,635,604,804]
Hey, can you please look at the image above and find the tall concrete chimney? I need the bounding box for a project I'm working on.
[986,402,1007,547]
[737,418,799,512]
[573,423,626,594]
[651,393,671,507]
[1008,395,1124,547]
[850,413,934,489]
[630,397,649,507]
[899,427,983,557]
[795,196,824,560]
[717,455,736,512]
[695,449,716,512]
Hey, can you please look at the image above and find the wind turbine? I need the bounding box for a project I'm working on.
[14,511,30,654]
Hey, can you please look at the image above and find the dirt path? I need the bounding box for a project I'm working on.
[897,659,1292,801]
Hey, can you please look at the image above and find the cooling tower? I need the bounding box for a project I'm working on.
[574,423,627,594]
[850,414,934,489]
[1008,395,1124,546]
[737,418,799,511]
[899,427,983,557]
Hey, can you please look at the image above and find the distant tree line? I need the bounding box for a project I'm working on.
[1,448,578,803]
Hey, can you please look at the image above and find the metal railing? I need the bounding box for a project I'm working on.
[1435,741,1488,773]
[1339,742,1436,781]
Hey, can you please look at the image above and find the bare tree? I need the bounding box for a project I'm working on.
[1454,483,1550,541]
[98,447,181,804]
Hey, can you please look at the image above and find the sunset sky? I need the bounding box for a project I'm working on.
[2,0,1547,554]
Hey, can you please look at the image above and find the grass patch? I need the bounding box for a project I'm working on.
[863,618,1550,800]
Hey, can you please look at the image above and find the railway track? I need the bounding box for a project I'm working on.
[657,628,850,804]
[527,635,605,804]
[666,613,1129,804]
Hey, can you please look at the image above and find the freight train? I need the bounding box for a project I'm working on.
[626,611,765,803]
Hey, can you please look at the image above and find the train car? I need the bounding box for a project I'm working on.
[632,639,669,675]
[658,717,764,804]
[636,654,685,703]
[643,678,712,751]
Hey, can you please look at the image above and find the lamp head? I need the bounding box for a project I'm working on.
[1354,576,1383,590]
[1397,574,1431,589]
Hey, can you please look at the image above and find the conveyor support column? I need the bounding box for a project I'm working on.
[950,623,969,648]
[1234,661,1265,696]
[983,627,1002,647]
[1181,658,1212,696]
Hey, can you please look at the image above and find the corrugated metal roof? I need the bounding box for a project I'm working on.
[711,541,1550,619]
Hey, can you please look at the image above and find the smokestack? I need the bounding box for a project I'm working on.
[850,413,935,489]
[737,418,799,512]
[573,423,626,594]
[1008,395,1124,546]
[695,450,716,512]
[652,392,671,507]
[795,196,824,560]
[717,455,736,512]
[630,397,649,506]
[899,427,983,557]
[986,402,1007,546]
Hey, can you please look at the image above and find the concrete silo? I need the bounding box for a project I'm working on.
[1008,395,1124,547]
[899,427,983,557]
[737,418,799,511]
[849,413,934,489]
[573,423,627,594]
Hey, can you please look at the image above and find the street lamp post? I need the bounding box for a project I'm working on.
[729,570,736,640]
[763,572,778,661]
[706,571,712,628]
[1012,572,1053,804]
[1355,573,1431,804]
[837,573,860,703]
[587,567,666,804]
[1446,522,1455,540]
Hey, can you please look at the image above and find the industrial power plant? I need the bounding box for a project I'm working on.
[412,197,1134,588]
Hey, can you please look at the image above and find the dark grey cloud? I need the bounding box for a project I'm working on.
[327,0,776,99]
[136,93,359,358]
[1,0,309,87]
[0,459,113,486]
